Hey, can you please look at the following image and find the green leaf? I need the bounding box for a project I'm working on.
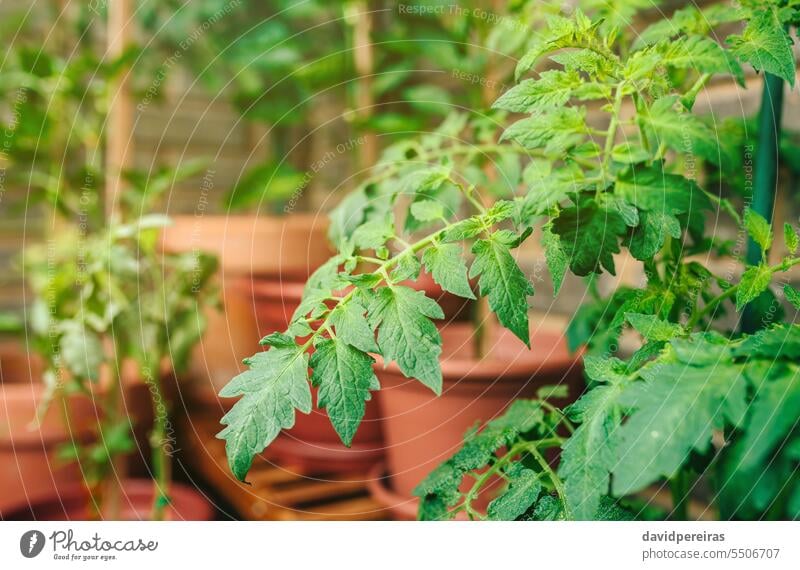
[615,166,710,214]
[641,96,723,165]
[391,251,422,282]
[368,285,444,393]
[625,313,684,342]
[784,284,800,310]
[414,400,544,517]
[542,223,568,295]
[628,210,682,261]
[218,345,312,481]
[552,199,627,276]
[611,359,747,495]
[744,208,773,253]
[470,232,535,346]
[736,264,772,311]
[784,223,799,254]
[559,377,625,520]
[351,217,394,251]
[310,338,379,446]
[422,242,476,300]
[661,35,743,80]
[731,365,800,472]
[487,469,542,520]
[500,107,587,154]
[493,70,581,113]
[733,323,800,360]
[410,199,444,222]
[329,300,378,353]
[728,9,795,86]
[59,322,103,381]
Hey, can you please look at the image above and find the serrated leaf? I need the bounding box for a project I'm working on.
[310,338,379,446]
[744,208,773,253]
[422,242,475,299]
[368,285,444,393]
[218,345,312,481]
[514,175,583,226]
[542,223,568,295]
[414,400,544,517]
[493,70,581,113]
[784,223,799,254]
[500,107,587,154]
[728,9,795,86]
[615,166,710,215]
[733,323,800,360]
[391,251,422,282]
[259,332,296,348]
[470,232,535,346]
[410,199,444,222]
[785,284,800,310]
[628,210,682,260]
[59,322,103,381]
[552,199,627,276]
[625,313,684,342]
[736,264,772,311]
[487,469,542,520]
[352,217,394,251]
[611,359,747,495]
[329,300,378,353]
[559,378,625,520]
[730,365,800,472]
[642,96,723,165]
[662,35,743,81]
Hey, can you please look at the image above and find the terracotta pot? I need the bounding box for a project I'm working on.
[0,346,98,517]
[160,213,332,276]
[374,321,583,502]
[367,463,419,521]
[4,479,214,520]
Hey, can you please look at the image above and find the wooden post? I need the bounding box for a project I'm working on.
[103,0,134,519]
[352,1,377,169]
[105,0,134,222]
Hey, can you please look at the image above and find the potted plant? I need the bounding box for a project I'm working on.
[156,1,548,475]
[9,198,217,521]
[214,1,595,511]
[0,2,218,520]
[411,1,800,520]
[218,0,800,521]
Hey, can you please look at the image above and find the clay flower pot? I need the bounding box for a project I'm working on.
[0,343,96,517]
[4,479,214,520]
[160,213,332,395]
[369,321,583,519]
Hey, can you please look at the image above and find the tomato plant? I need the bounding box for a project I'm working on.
[219,0,800,520]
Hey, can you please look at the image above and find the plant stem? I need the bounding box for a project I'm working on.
[599,83,625,192]
[686,257,800,329]
[525,442,571,519]
[102,345,125,520]
[670,470,690,520]
[147,362,171,521]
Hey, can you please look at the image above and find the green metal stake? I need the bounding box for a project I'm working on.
[742,71,785,334]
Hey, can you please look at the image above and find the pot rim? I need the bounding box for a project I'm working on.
[2,479,214,521]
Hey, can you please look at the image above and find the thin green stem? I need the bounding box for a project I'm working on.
[525,443,570,518]
[670,470,690,520]
[687,257,800,329]
[599,83,626,193]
